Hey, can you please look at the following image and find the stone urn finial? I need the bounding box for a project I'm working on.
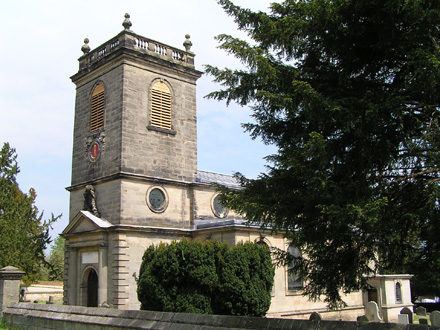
[123,13,132,30]
[183,34,192,52]
[81,38,90,54]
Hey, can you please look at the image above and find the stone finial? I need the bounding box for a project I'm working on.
[123,13,132,30]
[81,38,90,54]
[183,34,192,52]
[0,266,25,280]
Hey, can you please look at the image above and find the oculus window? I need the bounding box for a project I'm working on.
[211,194,228,218]
[146,186,168,213]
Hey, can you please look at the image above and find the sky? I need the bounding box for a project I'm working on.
[0,0,276,248]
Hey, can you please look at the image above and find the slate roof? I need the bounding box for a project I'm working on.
[194,219,254,230]
[194,170,241,189]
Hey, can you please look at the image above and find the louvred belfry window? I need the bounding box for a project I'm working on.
[150,81,172,130]
[90,84,105,132]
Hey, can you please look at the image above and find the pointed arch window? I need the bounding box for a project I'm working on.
[90,84,105,132]
[150,81,172,130]
[395,282,402,303]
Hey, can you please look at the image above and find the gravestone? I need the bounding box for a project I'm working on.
[400,307,413,324]
[419,318,428,325]
[431,310,440,327]
[365,301,382,322]
[398,314,409,324]
[309,312,322,321]
[357,315,369,323]
[415,306,427,316]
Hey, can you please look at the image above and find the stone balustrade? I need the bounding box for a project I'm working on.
[78,30,195,71]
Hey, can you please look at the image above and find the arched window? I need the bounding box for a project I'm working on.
[90,84,105,132]
[150,81,172,130]
[395,282,402,303]
[287,245,302,291]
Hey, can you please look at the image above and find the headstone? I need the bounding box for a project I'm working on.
[419,318,428,325]
[430,310,440,327]
[415,306,427,316]
[309,311,322,321]
[46,295,54,304]
[357,315,369,323]
[400,307,413,324]
[365,301,382,322]
[398,314,409,324]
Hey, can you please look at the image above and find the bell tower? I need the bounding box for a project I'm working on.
[67,14,202,227]
[63,15,203,309]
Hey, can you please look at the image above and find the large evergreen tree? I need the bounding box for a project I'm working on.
[206,0,440,307]
[0,143,59,284]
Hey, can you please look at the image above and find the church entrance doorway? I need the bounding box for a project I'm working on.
[87,268,98,307]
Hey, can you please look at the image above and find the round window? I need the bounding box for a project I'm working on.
[211,194,228,218]
[146,187,168,213]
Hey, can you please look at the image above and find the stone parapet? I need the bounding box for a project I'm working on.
[76,29,196,74]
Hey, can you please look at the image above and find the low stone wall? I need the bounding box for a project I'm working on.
[3,302,440,330]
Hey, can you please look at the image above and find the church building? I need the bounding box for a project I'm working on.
[62,14,413,322]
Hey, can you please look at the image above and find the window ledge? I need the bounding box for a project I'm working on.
[286,289,303,296]
[147,125,176,135]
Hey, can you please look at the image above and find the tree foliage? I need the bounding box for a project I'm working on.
[137,239,274,316]
[46,236,65,281]
[0,143,59,284]
[206,0,440,307]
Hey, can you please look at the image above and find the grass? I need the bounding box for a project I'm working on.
[0,319,17,330]
[414,314,430,325]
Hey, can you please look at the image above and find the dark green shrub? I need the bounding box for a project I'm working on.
[137,239,226,314]
[213,242,274,317]
[137,239,274,316]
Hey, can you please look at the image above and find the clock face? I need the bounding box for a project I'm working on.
[90,142,100,160]
[89,140,101,162]
[148,188,165,211]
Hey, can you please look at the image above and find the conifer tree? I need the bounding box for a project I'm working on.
[0,143,59,284]
[206,0,440,307]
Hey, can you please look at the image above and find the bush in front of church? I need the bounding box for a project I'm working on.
[137,239,274,316]
[212,242,274,317]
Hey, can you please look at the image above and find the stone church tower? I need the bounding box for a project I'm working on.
[62,14,243,309]
[62,14,412,321]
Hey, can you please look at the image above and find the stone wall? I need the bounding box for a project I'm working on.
[3,303,439,330]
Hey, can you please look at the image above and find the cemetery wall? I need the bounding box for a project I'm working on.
[3,302,440,330]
